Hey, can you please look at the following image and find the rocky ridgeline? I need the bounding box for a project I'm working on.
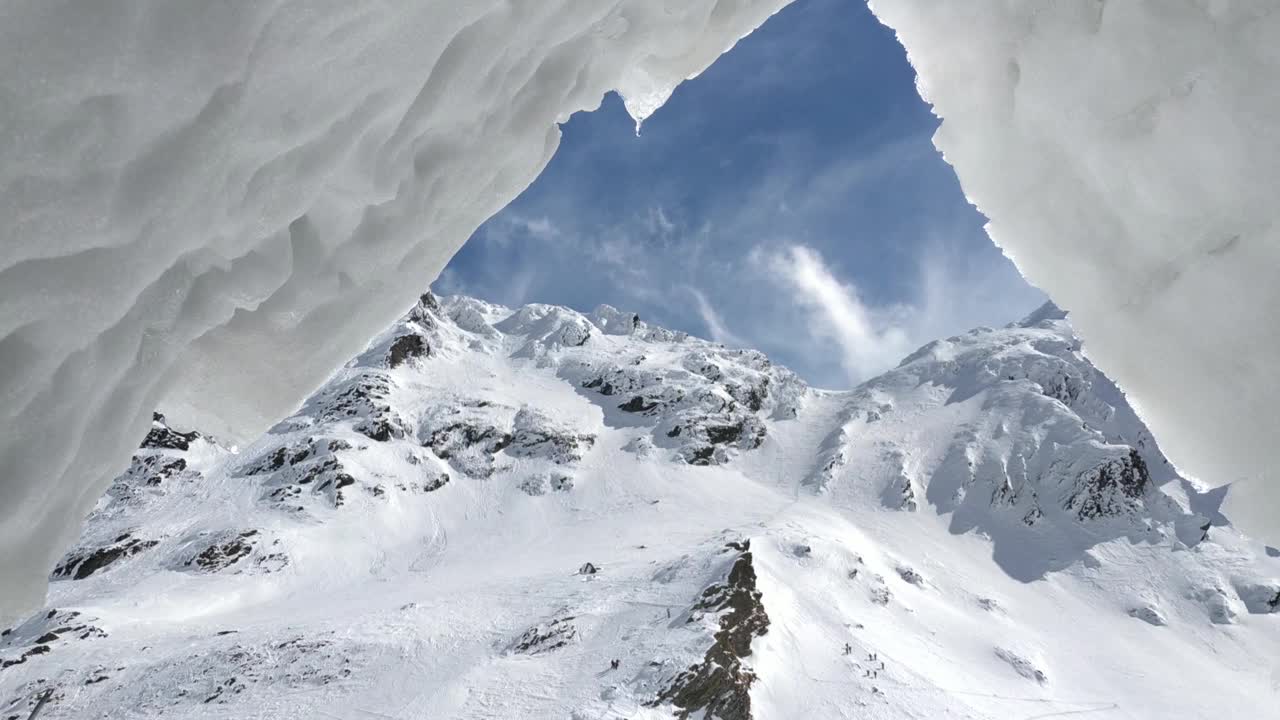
[9,295,1277,719]
[94,413,209,512]
[1,610,107,672]
[38,290,803,589]
[39,297,1278,610]
[226,292,803,509]
[649,540,769,720]
[803,305,1232,584]
[425,293,807,468]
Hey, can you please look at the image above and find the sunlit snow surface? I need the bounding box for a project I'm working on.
[867,0,1280,544]
[1,295,1276,719]
[0,0,791,617]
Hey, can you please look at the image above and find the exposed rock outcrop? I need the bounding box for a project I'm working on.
[52,534,158,581]
[651,542,769,720]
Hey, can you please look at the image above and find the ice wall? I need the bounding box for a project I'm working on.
[0,0,790,618]
[868,0,1280,544]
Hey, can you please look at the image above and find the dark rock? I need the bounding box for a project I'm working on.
[650,546,770,720]
[726,378,769,413]
[1038,372,1084,407]
[896,566,925,586]
[408,292,441,327]
[1,610,105,669]
[0,638,52,666]
[186,531,259,572]
[1066,449,1150,520]
[508,411,595,465]
[688,446,716,465]
[510,617,577,655]
[387,334,429,369]
[424,422,512,478]
[705,424,744,445]
[619,396,659,414]
[566,326,590,346]
[53,535,158,580]
[578,563,598,575]
[244,437,361,508]
[518,476,548,496]
[677,416,766,466]
[320,373,409,443]
[142,413,201,451]
[582,377,617,396]
[119,453,192,489]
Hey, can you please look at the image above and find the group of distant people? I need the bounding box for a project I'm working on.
[604,642,883,681]
[841,644,884,679]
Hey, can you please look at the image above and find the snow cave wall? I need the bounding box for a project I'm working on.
[0,0,792,618]
[868,0,1280,545]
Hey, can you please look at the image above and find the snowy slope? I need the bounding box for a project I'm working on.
[2,294,1277,719]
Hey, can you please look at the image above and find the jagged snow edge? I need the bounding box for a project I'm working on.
[867,0,1280,544]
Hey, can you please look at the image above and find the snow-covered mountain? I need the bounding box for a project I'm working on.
[2,293,1277,719]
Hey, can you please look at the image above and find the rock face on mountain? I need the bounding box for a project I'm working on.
[805,305,1212,581]
[2,295,1276,719]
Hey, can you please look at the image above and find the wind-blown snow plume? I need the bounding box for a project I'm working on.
[764,245,911,384]
[0,0,792,618]
[868,0,1280,543]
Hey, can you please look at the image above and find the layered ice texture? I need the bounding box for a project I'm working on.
[0,0,791,617]
[868,0,1280,544]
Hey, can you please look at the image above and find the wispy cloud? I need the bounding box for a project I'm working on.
[646,206,676,236]
[687,287,746,347]
[758,244,913,383]
[749,240,1045,386]
[480,214,562,248]
[440,25,1046,390]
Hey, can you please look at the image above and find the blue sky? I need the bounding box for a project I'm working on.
[435,0,1043,389]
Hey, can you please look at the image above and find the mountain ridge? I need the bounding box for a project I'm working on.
[2,292,1276,719]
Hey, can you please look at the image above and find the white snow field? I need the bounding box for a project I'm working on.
[1,295,1276,719]
[0,0,792,618]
